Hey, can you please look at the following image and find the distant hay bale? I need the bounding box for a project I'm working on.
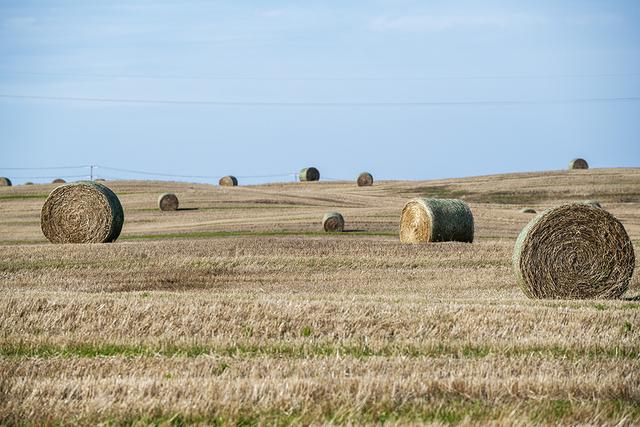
[95,178,106,182]
[569,158,589,170]
[0,177,12,187]
[513,204,634,299]
[158,193,179,211]
[583,200,602,208]
[52,178,66,184]
[24,182,34,185]
[520,208,537,214]
[400,198,474,243]
[219,175,238,186]
[357,172,373,187]
[322,212,344,232]
[41,181,124,244]
[299,167,320,182]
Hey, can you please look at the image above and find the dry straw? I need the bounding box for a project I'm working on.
[357,172,373,187]
[322,212,344,232]
[399,198,474,243]
[158,193,179,211]
[569,158,589,170]
[219,176,238,186]
[52,178,66,184]
[299,167,320,182]
[513,204,635,299]
[0,177,12,187]
[41,181,124,244]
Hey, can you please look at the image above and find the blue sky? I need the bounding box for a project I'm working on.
[0,0,639,184]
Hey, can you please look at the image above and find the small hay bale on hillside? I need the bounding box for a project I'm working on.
[357,172,373,187]
[24,182,34,186]
[569,158,589,170]
[299,167,320,182]
[52,178,66,184]
[0,177,12,187]
[520,208,537,214]
[513,204,634,299]
[41,181,124,244]
[322,212,344,232]
[219,175,238,186]
[399,198,474,243]
[158,193,179,211]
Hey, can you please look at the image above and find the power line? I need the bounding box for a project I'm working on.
[1,93,639,107]
[0,165,90,170]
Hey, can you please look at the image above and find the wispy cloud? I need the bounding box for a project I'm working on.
[369,13,549,32]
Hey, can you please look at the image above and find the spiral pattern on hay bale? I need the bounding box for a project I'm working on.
[569,158,589,170]
[41,181,124,244]
[0,177,12,187]
[158,193,179,211]
[299,167,320,182]
[52,178,66,184]
[322,212,345,232]
[513,204,635,299]
[357,172,373,187]
[219,176,238,186]
[399,198,474,243]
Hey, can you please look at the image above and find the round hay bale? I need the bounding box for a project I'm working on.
[513,204,635,299]
[399,198,474,243]
[520,208,537,214]
[299,167,320,182]
[323,212,344,232]
[569,158,589,170]
[41,181,124,244]
[219,175,238,186]
[24,182,34,186]
[158,193,179,211]
[583,200,602,208]
[52,178,66,184]
[95,178,106,182]
[357,172,373,187]
[0,177,12,187]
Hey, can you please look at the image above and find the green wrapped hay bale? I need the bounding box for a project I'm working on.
[322,212,345,232]
[399,198,474,243]
[158,193,179,211]
[569,158,589,170]
[357,172,373,187]
[219,175,238,187]
[0,177,12,187]
[299,167,320,182]
[513,204,634,299]
[41,181,124,244]
[520,208,537,214]
[52,178,66,184]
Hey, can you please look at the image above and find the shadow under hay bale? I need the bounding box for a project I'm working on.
[322,212,344,232]
[513,204,635,299]
[219,176,238,186]
[569,158,589,170]
[0,177,12,187]
[41,181,124,244]
[357,172,373,187]
[158,193,179,211]
[400,198,474,243]
[299,167,320,182]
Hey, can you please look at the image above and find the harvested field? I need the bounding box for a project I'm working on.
[0,168,639,425]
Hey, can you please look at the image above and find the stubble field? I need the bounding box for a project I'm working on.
[0,168,639,425]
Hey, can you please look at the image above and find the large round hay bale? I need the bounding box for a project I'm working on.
[357,172,373,187]
[299,167,320,182]
[52,178,66,184]
[400,198,474,243]
[0,177,12,187]
[219,175,238,186]
[569,158,589,170]
[323,212,344,232]
[41,181,124,244]
[513,204,634,299]
[158,193,179,211]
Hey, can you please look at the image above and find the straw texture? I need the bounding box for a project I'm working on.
[299,167,320,182]
[513,204,635,299]
[357,172,374,187]
[569,158,589,170]
[41,181,124,244]
[322,212,345,232]
[0,177,12,187]
[219,176,238,187]
[158,193,179,211]
[399,198,474,243]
